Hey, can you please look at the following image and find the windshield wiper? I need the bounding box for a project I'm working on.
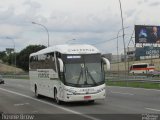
[85,67,97,85]
[77,66,97,85]
[77,67,84,84]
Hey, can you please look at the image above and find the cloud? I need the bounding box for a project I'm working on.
[149,1,160,6]
[0,24,22,37]
[0,0,159,54]
[23,0,41,13]
[0,0,123,52]
[47,10,120,33]
[137,0,149,4]
[125,9,136,18]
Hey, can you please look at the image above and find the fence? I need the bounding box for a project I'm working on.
[2,74,29,79]
[1,73,160,89]
[106,74,160,89]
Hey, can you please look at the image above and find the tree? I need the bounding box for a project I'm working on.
[0,51,6,58]
[16,45,46,71]
[0,51,6,61]
[0,51,8,63]
[0,51,17,66]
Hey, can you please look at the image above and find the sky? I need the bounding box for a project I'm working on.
[0,0,160,54]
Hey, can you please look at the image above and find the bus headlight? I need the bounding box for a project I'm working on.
[65,89,76,95]
[97,87,106,93]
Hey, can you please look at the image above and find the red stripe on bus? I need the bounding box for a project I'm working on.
[131,68,155,70]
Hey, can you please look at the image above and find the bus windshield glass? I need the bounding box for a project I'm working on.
[62,54,104,87]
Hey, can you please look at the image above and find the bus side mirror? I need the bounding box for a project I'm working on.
[102,57,110,71]
[58,58,64,72]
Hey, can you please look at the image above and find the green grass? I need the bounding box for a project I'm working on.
[106,81,160,90]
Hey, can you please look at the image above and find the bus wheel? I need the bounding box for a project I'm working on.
[54,89,62,105]
[35,85,40,98]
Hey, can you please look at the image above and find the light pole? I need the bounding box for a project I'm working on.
[118,0,127,77]
[127,29,135,74]
[32,22,50,47]
[6,37,16,76]
[117,26,129,77]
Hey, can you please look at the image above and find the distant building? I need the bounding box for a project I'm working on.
[102,53,112,62]
[112,55,122,63]
[102,47,136,63]
[102,53,121,63]
[126,47,135,61]
[6,48,14,55]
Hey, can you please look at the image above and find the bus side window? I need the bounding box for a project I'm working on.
[30,56,33,69]
[30,56,37,69]
[45,54,50,69]
[49,54,56,72]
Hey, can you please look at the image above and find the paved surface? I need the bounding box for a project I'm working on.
[0,79,160,120]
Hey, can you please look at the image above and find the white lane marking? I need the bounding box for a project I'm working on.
[14,103,30,106]
[32,111,39,113]
[146,108,160,112]
[17,84,25,88]
[111,91,134,96]
[0,87,101,120]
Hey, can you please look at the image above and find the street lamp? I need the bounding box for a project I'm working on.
[117,26,129,76]
[127,30,135,74]
[6,37,16,76]
[32,22,50,47]
[118,0,127,77]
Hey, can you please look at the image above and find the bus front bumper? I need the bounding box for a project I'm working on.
[63,90,106,102]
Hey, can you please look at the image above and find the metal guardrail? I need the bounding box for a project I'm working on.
[2,75,29,79]
[106,75,160,83]
[106,75,160,89]
[1,74,160,84]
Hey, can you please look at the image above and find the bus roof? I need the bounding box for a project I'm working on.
[30,44,100,56]
[131,63,149,66]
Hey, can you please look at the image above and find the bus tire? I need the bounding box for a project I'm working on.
[54,88,62,105]
[35,85,40,98]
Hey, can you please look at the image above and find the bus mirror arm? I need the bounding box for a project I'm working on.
[102,57,110,71]
[58,58,64,72]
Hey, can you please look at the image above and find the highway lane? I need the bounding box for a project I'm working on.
[0,80,99,120]
[0,79,160,120]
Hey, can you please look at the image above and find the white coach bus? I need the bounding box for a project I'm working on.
[29,44,110,104]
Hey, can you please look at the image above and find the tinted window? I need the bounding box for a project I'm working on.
[30,53,56,71]
[133,64,147,68]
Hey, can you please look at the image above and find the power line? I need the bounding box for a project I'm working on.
[91,33,132,45]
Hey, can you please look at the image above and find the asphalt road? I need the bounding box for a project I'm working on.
[0,79,160,120]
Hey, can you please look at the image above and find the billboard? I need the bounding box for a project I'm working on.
[135,46,160,59]
[135,25,160,44]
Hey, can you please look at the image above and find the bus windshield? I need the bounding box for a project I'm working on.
[62,54,104,87]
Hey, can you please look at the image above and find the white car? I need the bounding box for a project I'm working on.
[0,75,4,84]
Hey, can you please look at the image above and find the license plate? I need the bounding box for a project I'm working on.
[84,96,91,100]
